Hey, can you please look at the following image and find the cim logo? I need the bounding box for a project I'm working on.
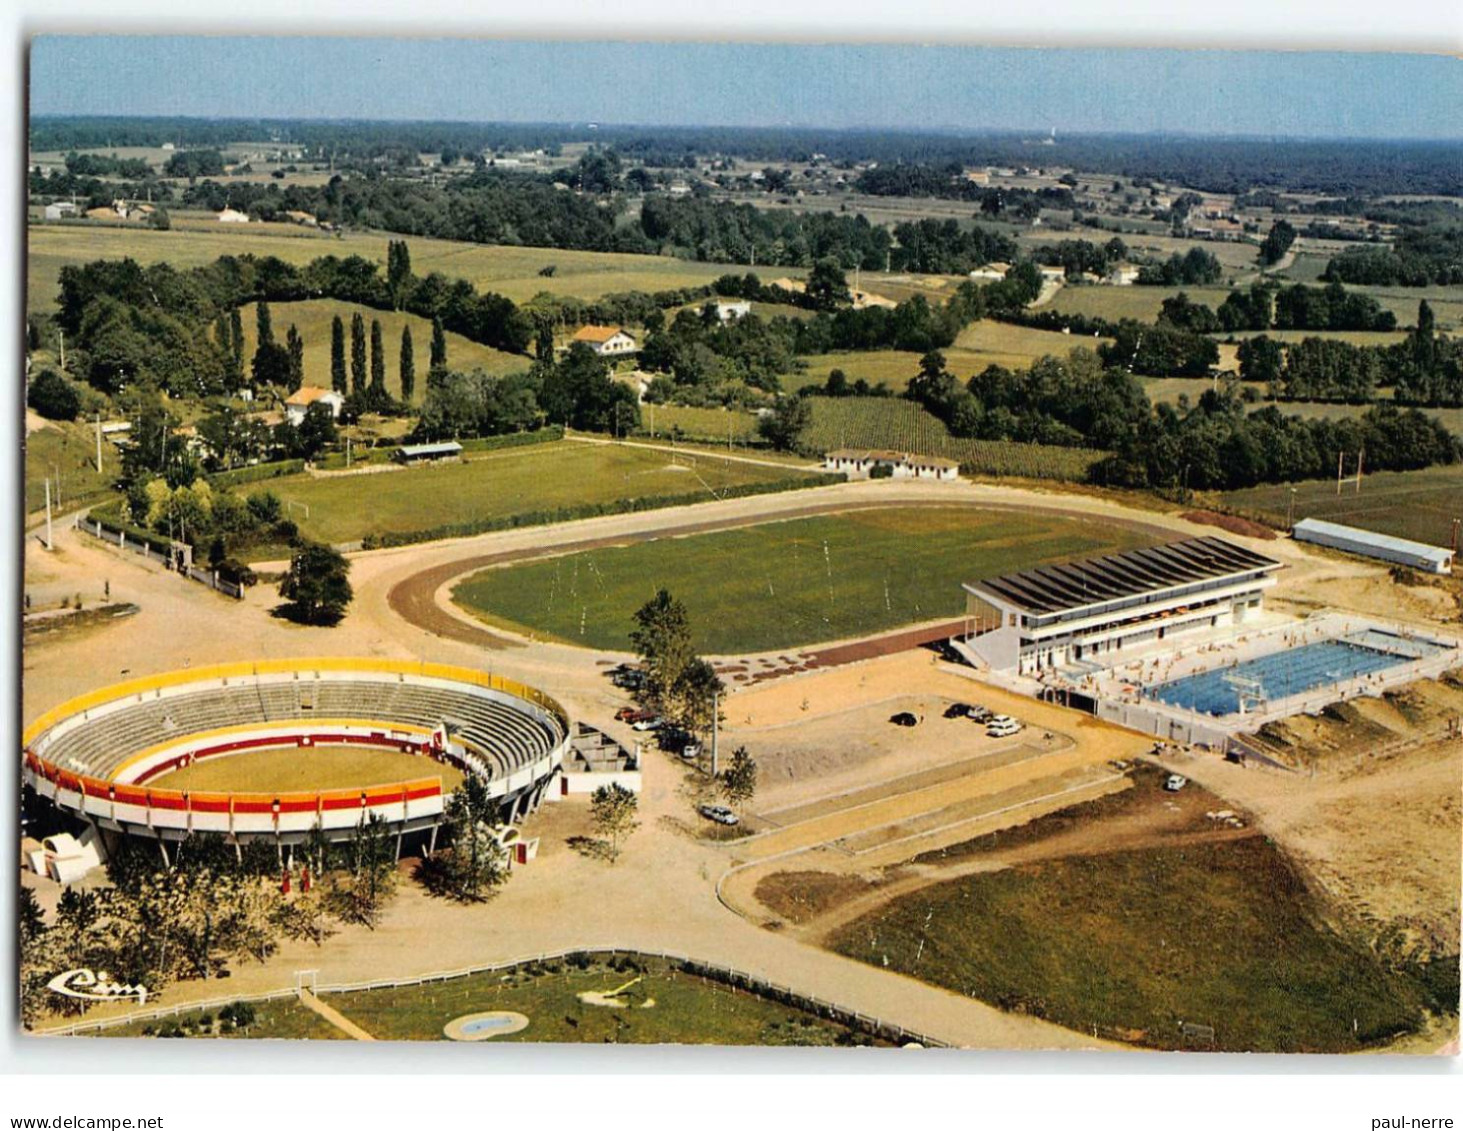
[47,968,149,1007]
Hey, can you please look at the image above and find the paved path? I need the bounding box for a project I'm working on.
[299,989,376,1040]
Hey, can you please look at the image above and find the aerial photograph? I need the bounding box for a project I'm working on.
[16,34,1463,1059]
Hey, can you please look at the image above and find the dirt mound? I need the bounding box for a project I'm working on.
[1182,510,1277,540]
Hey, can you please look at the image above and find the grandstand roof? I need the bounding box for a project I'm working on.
[966,536,1281,616]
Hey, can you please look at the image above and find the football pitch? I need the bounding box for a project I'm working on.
[452,505,1157,654]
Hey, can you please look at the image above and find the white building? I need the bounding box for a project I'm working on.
[823,449,960,482]
[1293,518,1454,575]
[1105,265,1141,286]
[968,262,1010,282]
[957,537,1282,675]
[712,300,751,323]
[571,325,638,357]
[284,386,344,426]
[217,207,251,223]
[43,201,78,221]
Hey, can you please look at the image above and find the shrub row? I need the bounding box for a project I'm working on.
[359,473,838,550]
[83,506,176,557]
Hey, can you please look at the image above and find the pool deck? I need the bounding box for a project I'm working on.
[1024,612,1463,748]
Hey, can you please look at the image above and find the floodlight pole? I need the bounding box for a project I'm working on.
[95,412,103,473]
[710,689,719,779]
[43,479,53,550]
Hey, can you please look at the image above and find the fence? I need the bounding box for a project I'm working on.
[75,516,243,600]
[39,946,950,1048]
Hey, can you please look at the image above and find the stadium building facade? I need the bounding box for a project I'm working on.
[957,537,1283,675]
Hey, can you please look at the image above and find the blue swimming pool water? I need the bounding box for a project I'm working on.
[461,1016,515,1034]
[1146,632,1442,717]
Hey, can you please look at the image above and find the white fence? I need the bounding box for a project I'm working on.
[39,946,949,1048]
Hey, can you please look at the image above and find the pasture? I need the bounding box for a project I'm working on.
[636,404,761,443]
[1217,464,1463,547]
[801,398,1106,481]
[25,418,123,516]
[27,222,784,314]
[148,745,464,794]
[249,440,821,551]
[233,298,523,403]
[1046,284,1233,324]
[831,833,1429,1052]
[452,505,1154,654]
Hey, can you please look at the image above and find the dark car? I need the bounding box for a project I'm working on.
[943,702,973,719]
[890,711,921,727]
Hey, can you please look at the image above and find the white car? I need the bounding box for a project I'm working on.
[1164,774,1188,792]
[698,804,739,826]
[680,743,702,761]
[988,714,1016,726]
[987,722,1023,738]
[631,716,664,732]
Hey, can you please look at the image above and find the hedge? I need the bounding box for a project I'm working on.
[313,427,565,470]
[207,460,306,488]
[83,505,176,557]
[359,473,840,550]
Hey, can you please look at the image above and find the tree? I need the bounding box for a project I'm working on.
[719,746,759,813]
[1258,220,1298,267]
[589,783,640,863]
[285,324,305,393]
[325,813,396,928]
[228,307,245,385]
[330,314,347,395]
[630,588,695,711]
[27,368,81,420]
[369,318,386,395]
[387,239,413,310]
[429,315,448,376]
[277,540,353,625]
[350,312,367,396]
[399,325,415,403]
[806,257,851,310]
[293,401,338,460]
[673,657,724,736]
[758,395,813,452]
[251,339,291,388]
[255,301,274,350]
[421,776,509,902]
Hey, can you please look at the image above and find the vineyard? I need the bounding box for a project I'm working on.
[802,399,1105,482]
[637,404,763,444]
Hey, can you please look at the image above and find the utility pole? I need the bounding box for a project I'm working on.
[1355,448,1363,494]
[1336,450,1344,496]
[95,412,103,473]
[57,329,65,373]
[1288,487,1297,531]
[43,479,53,550]
[710,689,720,778]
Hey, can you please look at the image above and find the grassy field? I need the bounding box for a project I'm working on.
[830,834,1428,1052]
[25,418,124,516]
[452,505,1155,653]
[322,954,881,1045]
[248,440,820,551]
[1046,285,1234,324]
[636,403,761,443]
[801,398,1106,481]
[1138,379,1463,437]
[27,222,782,314]
[1216,464,1463,546]
[149,746,464,793]
[234,299,524,403]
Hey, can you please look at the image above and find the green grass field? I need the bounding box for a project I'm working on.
[324,955,880,1045]
[1216,464,1463,546]
[25,419,124,516]
[234,299,523,403]
[1046,285,1234,324]
[636,403,761,442]
[452,505,1155,653]
[27,222,781,314]
[149,746,464,793]
[88,997,345,1040]
[251,440,820,551]
[830,835,1428,1052]
[801,398,1106,481]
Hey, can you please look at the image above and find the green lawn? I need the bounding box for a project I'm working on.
[1046,285,1234,324]
[830,835,1429,1052]
[86,997,345,1040]
[452,505,1155,653]
[234,299,523,404]
[252,440,821,551]
[637,403,761,443]
[323,954,880,1045]
[1217,464,1463,547]
[25,419,124,516]
[27,222,777,314]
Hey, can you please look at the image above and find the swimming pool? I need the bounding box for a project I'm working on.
[1145,631,1445,717]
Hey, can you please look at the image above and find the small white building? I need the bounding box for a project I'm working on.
[217,207,251,224]
[1038,265,1067,284]
[1292,518,1454,575]
[43,201,78,221]
[30,832,103,884]
[1105,265,1141,286]
[968,262,1010,283]
[712,300,751,323]
[571,325,638,357]
[284,386,344,426]
[823,449,960,482]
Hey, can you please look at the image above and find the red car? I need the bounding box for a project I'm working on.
[616,707,656,724]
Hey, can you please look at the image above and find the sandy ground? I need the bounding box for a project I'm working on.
[21,474,1463,1051]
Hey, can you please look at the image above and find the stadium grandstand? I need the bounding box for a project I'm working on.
[956,537,1283,676]
[21,659,571,859]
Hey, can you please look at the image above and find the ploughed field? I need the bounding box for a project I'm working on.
[451,504,1156,654]
[147,745,465,794]
[249,440,822,553]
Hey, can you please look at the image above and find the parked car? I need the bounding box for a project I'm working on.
[966,705,993,722]
[680,742,702,761]
[698,804,739,826]
[1164,774,1188,792]
[987,721,1023,738]
[890,711,921,727]
[943,702,973,719]
[988,714,1015,726]
[614,706,642,723]
[610,666,645,690]
[631,716,664,732]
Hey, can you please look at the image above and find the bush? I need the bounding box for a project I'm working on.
[27,369,81,421]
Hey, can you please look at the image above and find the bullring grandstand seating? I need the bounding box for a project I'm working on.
[39,676,564,784]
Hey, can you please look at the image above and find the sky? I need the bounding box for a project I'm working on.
[26,37,1463,139]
